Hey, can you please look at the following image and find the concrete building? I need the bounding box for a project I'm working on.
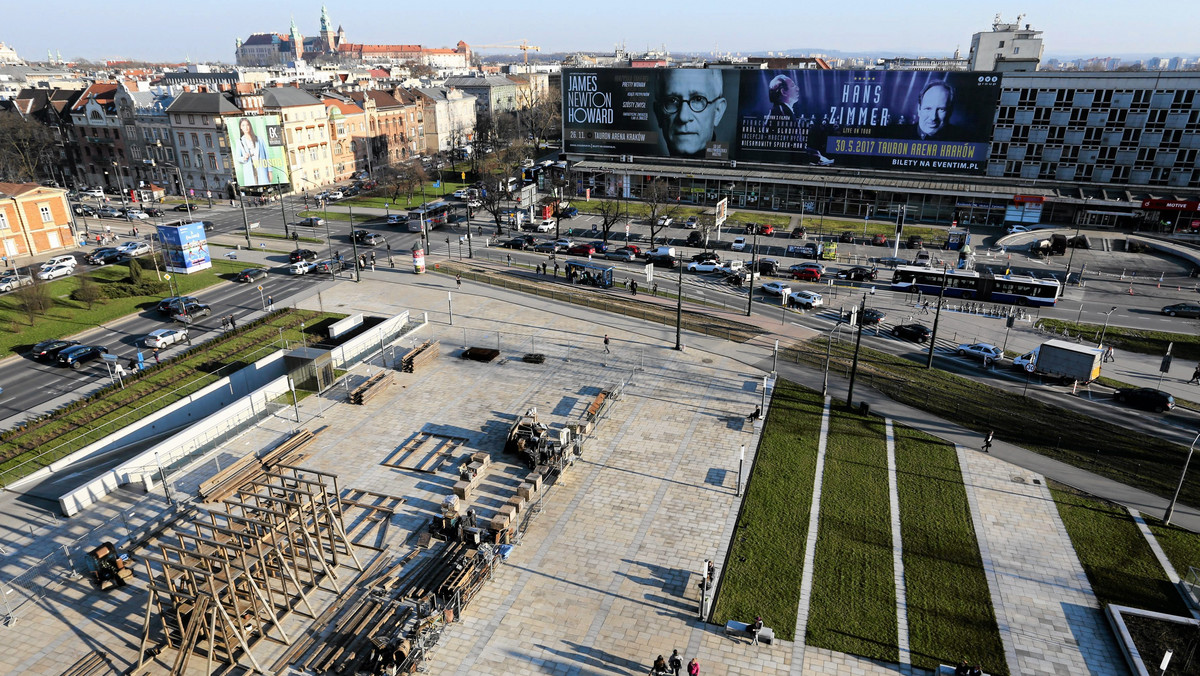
[414,87,476,153]
[165,92,242,199]
[115,84,179,199]
[263,87,335,192]
[347,90,422,171]
[969,14,1045,72]
[323,97,367,182]
[68,83,128,192]
[0,182,75,262]
[443,75,520,116]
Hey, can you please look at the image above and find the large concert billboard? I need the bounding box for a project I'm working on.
[562,68,1002,175]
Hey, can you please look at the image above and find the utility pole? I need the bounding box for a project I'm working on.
[925,267,950,369]
[745,229,759,316]
[236,182,252,250]
[845,295,867,409]
[348,205,361,282]
[674,259,684,351]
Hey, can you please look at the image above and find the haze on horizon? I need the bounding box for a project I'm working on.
[8,0,1197,64]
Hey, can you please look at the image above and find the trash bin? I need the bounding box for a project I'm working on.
[859,401,870,415]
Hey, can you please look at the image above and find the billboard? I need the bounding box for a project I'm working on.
[224,115,289,187]
[157,222,211,274]
[563,68,1003,175]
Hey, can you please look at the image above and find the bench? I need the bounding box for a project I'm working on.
[724,620,774,645]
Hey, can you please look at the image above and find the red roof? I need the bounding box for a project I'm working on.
[70,82,118,112]
[0,182,46,197]
[323,98,364,115]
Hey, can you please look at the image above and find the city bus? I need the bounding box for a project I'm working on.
[406,201,452,233]
[890,265,1060,307]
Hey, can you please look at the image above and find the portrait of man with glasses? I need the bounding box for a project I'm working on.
[654,69,731,158]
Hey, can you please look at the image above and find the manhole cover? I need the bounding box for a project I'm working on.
[1011,476,1026,483]
[702,358,714,364]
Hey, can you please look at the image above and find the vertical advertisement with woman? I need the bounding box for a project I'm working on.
[225,115,290,187]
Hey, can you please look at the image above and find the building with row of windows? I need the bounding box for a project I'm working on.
[0,182,74,261]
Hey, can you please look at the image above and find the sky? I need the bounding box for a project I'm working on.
[8,1,1199,64]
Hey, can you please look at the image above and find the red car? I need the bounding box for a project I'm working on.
[566,244,596,257]
[790,267,821,281]
[872,234,888,246]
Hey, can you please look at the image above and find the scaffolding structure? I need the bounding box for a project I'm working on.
[134,465,364,675]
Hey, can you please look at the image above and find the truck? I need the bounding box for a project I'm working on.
[1012,339,1102,385]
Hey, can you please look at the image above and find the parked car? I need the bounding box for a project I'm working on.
[686,231,706,246]
[760,281,791,296]
[82,188,105,198]
[143,207,164,217]
[1161,303,1200,318]
[604,248,636,262]
[172,204,194,212]
[342,186,360,197]
[535,219,555,233]
[587,241,610,254]
[289,248,318,263]
[748,259,779,275]
[352,230,383,246]
[787,290,824,309]
[790,267,821,281]
[872,233,889,246]
[143,328,189,348]
[503,237,530,250]
[235,268,268,283]
[838,232,855,243]
[37,264,73,280]
[386,214,409,225]
[298,216,325,227]
[836,265,879,281]
[87,248,123,265]
[566,244,596,257]
[790,227,807,239]
[621,244,643,258]
[172,301,212,320]
[747,223,775,235]
[119,243,152,258]
[0,273,31,292]
[956,342,1003,363]
[1006,224,1032,234]
[73,204,96,217]
[96,206,122,218]
[57,344,108,369]
[42,255,77,270]
[892,323,932,343]
[730,237,747,251]
[553,238,573,249]
[1113,387,1175,413]
[157,296,199,313]
[656,216,673,227]
[31,339,80,360]
[559,206,578,218]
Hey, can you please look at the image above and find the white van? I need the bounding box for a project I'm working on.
[646,246,676,258]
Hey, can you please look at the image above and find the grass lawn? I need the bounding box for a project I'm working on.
[787,337,1199,507]
[0,259,247,356]
[895,426,1006,674]
[806,407,898,662]
[1147,518,1200,582]
[1050,482,1188,615]
[711,380,821,639]
[0,309,344,486]
[1037,318,1200,361]
[253,231,323,244]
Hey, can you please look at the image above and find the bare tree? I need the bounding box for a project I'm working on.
[516,84,561,149]
[14,274,51,325]
[476,174,511,235]
[74,273,103,310]
[0,113,56,182]
[643,180,683,245]
[595,198,625,244]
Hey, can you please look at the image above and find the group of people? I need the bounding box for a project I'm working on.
[650,650,699,675]
[219,315,238,331]
[955,659,985,676]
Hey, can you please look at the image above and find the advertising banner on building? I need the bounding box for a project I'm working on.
[156,222,211,274]
[563,68,1002,176]
[224,115,290,187]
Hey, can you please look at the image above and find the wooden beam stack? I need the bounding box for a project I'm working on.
[197,428,323,503]
[401,340,440,373]
[349,370,394,405]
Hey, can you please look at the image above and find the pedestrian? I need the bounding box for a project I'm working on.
[230,315,237,329]
[221,315,229,331]
[687,658,699,676]
[603,334,611,354]
[456,274,461,289]
[506,254,512,266]
[706,559,715,582]
[553,262,559,278]
[1105,345,1116,363]
[371,252,376,265]
[750,615,763,645]
[631,279,638,296]
[652,655,668,675]
[983,430,994,453]
[954,659,970,676]
[152,348,160,365]
[267,295,274,311]
[668,650,682,676]
[916,289,923,305]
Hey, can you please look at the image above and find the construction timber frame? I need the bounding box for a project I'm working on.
[133,465,365,675]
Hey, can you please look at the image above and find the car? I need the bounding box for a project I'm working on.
[956,343,1003,363]
[30,339,80,360]
[352,230,383,246]
[587,241,611,254]
[648,255,678,268]
[312,259,347,273]
[1006,224,1032,234]
[157,295,199,313]
[235,268,268,283]
[687,260,725,273]
[553,238,573,249]
[87,248,123,265]
[298,216,325,227]
[327,190,344,200]
[730,237,747,251]
[760,281,791,296]
[467,199,483,209]
[872,234,888,246]
[686,231,706,247]
[96,206,122,218]
[685,216,699,229]
[73,204,96,217]
[118,242,152,258]
[173,301,212,321]
[656,216,673,227]
[748,259,780,275]
[892,323,932,343]
[200,221,215,232]
[875,256,909,268]
[843,308,886,326]
[788,290,824,309]
[836,265,879,281]
[122,209,150,220]
[289,248,317,263]
[42,255,77,270]
[605,248,636,262]
[534,219,555,233]
[82,188,106,198]
[342,186,360,197]
[566,244,596,256]
[172,203,194,212]
[907,235,924,249]
[286,261,313,275]
[790,267,821,281]
[1113,387,1175,413]
[560,206,578,218]
[691,251,721,263]
[747,223,775,235]
[143,328,189,348]
[57,345,108,369]
[503,237,530,250]
[1161,303,1200,318]
[838,232,855,243]
[532,242,559,254]
[0,274,31,292]
[385,214,409,226]
[142,207,164,217]
[453,189,469,199]
[621,244,643,257]
[37,264,73,280]
[787,227,806,239]
[791,261,825,274]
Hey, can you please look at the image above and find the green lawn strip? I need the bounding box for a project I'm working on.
[1037,318,1200,361]
[0,309,344,485]
[711,380,821,640]
[0,260,246,356]
[1145,518,1200,584]
[251,232,323,244]
[895,426,1006,674]
[1050,481,1188,615]
[806,407,899,662]
[787,338,1198,507]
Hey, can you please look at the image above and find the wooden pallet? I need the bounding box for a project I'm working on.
[401,340,440,373]
[381,433,467,474]
[340,488,407,550]
[349,371,394,405]
[197,427,324,503]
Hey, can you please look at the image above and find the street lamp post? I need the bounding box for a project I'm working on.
[1063,222,1083,286]
[1099,306,1118,347]
[745,230,759,317]
[925,267,951,369]
[1165,432,1200,525]
[674,258,684,351]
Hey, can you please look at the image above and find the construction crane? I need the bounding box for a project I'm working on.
[472,40,541,66]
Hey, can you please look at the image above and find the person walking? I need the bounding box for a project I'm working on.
[506,254,512,266]
[456,274,462,289]
[603,334,611,354]
[687,658,699,676]
[631,279,638,296]
[652,655,668,675]
[230,315,237,329]
[1105,345,1116,363]
[983,430,994,453]
[668,650,682,676]
[1189,364,1200,385]
[267,295,274,312]
[221,315,229,331]
[750,616,763,646]
[553,262,559,278]
[152,348,160,365]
